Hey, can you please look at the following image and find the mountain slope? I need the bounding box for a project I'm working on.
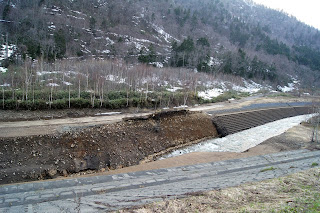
[0,0,320,88]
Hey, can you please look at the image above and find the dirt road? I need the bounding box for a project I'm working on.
[0,112,149,137]
[0,95,317,138]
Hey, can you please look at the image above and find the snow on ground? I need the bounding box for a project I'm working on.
[101,49,110,54]
[162,114,315,159]
[51,6,62,13]
[105,75,126,84]
[173,105,188,109]
[0,83,10,87]
[37,71,61,76]
[119,34,157,53]
[48,23,56,30]
[232,80,263,93]
[105,37,115,45]
[277,76,300,92]
[167,86,183,92]
[62,81,72,86]
[67,14,85,20]
[0,44,15,61]
[0,44,16,73]
[0,67,7,73]
[152,23,178,43]
[198,79,267,100]
[277,83,295,92]
[47,83,60,87]
[95,112,121,116]
[149,62,163,68]
[70,10,87,16]
[198,88,224,100]
[207,57,222,66]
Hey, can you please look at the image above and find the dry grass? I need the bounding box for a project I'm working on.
[118,168,320,213]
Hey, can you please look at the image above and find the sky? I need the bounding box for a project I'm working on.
[251,0,320,30]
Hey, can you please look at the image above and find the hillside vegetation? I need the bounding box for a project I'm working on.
[0,0,319,110]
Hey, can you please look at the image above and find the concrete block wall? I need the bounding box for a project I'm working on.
[212,106,314,137]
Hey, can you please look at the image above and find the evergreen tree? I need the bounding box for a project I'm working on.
[54,29,66,59]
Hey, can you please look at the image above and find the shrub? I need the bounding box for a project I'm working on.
[70,98,91,108]
[107,91,123,100]
[17,100,32,110]
[52,99,68,109]
[3,99,17,110]
[31,100,47,110]
[106,98,128,109]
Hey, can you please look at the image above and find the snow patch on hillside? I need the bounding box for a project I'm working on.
[198,88,224,99]
[63,81,73,86]
[0,44,16,73]
[277,83,295,92]
[0,67,7,73]
[0,44,15,60]
[105,37,115,45]
[167,86,183,92]
[277,77,300,92]
[105,75,126,84]
[232,80,263,93]
[37,71,61,76]
[0,83,10,87]
[67,14,85,20]
[152,24,179,43]
[198,79,267,100]
[208,57,222,66]
[48,22,56,30]
[47,83,60,87]
[101,49,110,54]
[149,62,163,68]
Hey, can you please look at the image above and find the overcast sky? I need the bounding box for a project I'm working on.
[251,0,320,30]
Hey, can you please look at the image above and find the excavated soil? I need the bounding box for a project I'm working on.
[95,121,320,176]
[0,110,218,184]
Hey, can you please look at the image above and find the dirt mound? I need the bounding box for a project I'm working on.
[0,110,218,184]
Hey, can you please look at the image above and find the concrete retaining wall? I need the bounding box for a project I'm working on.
[212,106,314,137]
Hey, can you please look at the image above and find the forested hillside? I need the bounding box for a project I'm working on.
[0,0,319,110]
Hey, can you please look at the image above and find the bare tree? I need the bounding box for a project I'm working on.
[2,86,4,109]
[311,106,320,143]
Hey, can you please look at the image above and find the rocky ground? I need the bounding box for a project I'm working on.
[0,110,218,184]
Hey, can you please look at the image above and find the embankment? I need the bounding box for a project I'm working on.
[212,106,314,136]
[0,110,218,184]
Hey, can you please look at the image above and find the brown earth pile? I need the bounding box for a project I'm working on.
[0,110,218,184]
